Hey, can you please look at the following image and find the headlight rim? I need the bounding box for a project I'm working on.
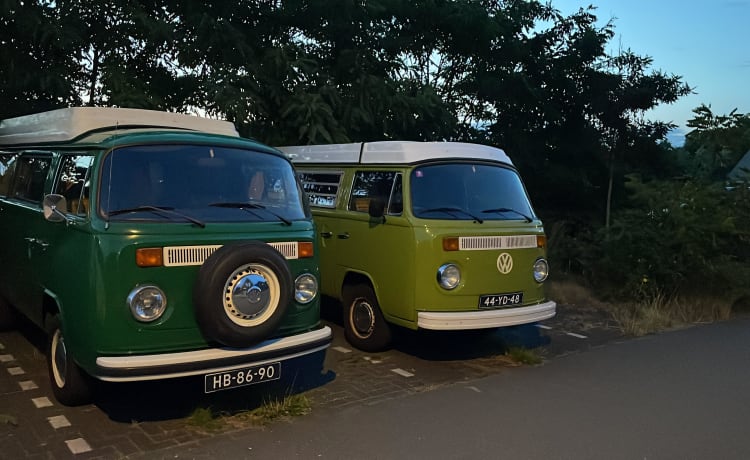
[294,273,319,305]
[437,263,461,290]
[127,285,167,323]
[533,258,550,283]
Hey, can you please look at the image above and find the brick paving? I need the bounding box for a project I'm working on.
[0,303,623,459]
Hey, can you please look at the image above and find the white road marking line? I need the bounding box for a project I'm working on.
[566,332,588,339]
[18,380,38,391]
[466,386,482,393]
[66,438,92,454]
[535,324,552,330]
[7,366,25,376]
[0,354,14,363]
[48,415,71,429]
[32,397,53,408]
[331,346,352,353]
[391,368,414,378]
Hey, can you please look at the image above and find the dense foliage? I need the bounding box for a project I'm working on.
[1,0,747,306]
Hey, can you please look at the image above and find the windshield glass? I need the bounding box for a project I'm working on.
[99,144,306,223]
[410,163,535,221]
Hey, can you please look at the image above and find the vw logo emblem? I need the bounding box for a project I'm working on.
[497,252,513,274]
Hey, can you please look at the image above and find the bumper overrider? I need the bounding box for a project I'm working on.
[92,325,332,382]
[417,301,556,330]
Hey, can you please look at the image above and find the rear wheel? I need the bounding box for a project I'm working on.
[47,316,92,406]
[342,284,392,352]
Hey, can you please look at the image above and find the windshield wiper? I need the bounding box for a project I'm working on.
[209,202,292,226]
[418,207,484,223]
[481,207,532,223]
[107,205,206,228]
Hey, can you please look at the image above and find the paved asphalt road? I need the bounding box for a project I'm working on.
[142,316,750,460]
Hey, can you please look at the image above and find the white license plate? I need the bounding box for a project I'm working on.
[204,362,281,393]
[478,292,523,309]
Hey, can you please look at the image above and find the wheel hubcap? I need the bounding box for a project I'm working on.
[351,299,375,338]
[224,263,280,327]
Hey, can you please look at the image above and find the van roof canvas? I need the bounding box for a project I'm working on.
[0,107,238,145]
[279,141,513,165]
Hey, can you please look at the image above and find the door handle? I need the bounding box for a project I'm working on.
[337,233,350,239]
[320,231,333,239]
[24,237,49,248]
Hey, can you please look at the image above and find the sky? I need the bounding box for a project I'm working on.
[551,0,750,145]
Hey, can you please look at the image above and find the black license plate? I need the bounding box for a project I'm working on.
[478,292,523,309]
[204,362,281,393]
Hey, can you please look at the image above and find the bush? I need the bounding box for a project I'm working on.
[590,176,750,303]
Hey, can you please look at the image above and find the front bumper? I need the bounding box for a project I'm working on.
[92,325,332,382]
[417,301,556,330]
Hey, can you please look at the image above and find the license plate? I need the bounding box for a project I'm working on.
[478,292,523,309]
[204,362,281,393]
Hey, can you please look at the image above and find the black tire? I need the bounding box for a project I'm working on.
[342,284,392,352]
[0,296,16,331]
[193,241,292,348]
[46,316,92,406]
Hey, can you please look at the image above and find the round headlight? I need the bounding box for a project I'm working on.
[533,258,549,283]
[437,263,461,290]
[294,273,318,304]
[127,285,167,322]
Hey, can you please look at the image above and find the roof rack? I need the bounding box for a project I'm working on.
[0,107,238,145]
[278,141,513,165]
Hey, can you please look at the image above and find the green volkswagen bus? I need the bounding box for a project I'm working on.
[0,107,331,405]
[279,141,555,351]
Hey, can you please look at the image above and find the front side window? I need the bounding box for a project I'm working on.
[54,154,94,216]
[349,170,402,215]
[99,145,306,223]
[410,163,535,221]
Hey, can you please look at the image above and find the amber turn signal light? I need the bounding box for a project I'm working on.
[298,242,314,258]
[443,237,459,251]
[136,248,164,267]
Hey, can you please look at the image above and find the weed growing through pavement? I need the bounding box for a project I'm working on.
[187,393,312,432]
[505,347,543,365]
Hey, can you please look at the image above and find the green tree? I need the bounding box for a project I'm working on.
[683,105,750,180]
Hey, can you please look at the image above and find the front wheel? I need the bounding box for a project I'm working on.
[47,317,92,406]
[342,284,392,352]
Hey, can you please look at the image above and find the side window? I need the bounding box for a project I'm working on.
[10,154,52,204]
[298,171,343,208]
[389,173,403,215]
[349,171,398,214]
[54,154,94,216]
[0,151,19,197]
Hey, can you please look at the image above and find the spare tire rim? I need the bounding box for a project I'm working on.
[224,263,281,327]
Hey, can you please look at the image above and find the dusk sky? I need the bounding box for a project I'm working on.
[551,0,750,145]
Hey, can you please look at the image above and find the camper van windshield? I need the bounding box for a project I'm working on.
[410,163,535,221]
[99,145,306,223]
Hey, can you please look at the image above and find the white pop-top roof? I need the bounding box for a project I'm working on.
[0,107,238,145]
[278,141,513,165]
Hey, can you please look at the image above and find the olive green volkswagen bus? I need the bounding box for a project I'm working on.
[0,107,331,405]
[279,141,555,352]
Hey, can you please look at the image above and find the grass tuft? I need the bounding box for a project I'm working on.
[505,347,543,365]
[612,291,732,336]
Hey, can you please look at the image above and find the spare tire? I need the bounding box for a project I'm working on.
[193,241,292,348]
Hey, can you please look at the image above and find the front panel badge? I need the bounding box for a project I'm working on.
[497,252,513,274]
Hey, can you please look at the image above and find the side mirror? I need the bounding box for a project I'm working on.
[42,194,69,223]
[368,197,386,221]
